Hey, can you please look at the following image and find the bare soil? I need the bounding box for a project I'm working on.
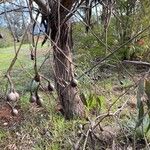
[0,100,23,128]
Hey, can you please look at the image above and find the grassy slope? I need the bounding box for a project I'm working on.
[0,44,46,71]
[0,44,84,150]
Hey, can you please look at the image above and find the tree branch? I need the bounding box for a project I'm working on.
[33,0,49,15]
[123,60,150,67]
[0,7,29,15]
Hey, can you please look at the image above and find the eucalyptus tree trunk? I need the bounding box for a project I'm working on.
[52,23,84,119]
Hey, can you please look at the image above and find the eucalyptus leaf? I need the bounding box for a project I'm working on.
[145,79,150,108]
[96,96,101,108]
[136,79,145,128]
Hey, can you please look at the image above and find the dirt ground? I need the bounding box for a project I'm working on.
[0,99,23,128]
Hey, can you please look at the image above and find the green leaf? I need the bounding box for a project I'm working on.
[93,94,97,107]
[136,102,144,128]
[145,79,150,108]
[137,79,144,108]
[96,96,101,109]
[136,79,145,128]
[80,93,88,106]
[146,120,150,134]
[88,94,94,107]
[145,79,150,97]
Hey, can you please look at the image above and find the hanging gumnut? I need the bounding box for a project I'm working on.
[70,78,78,87]
[7,91,17,101]
[31,51,35,60]
[34,73,41,82]
[7,102,19,116]
[29,93,37,103]
[36,94,43,107]
[48,82,55,92]
[12,108,18,116]
[14,91,20,101]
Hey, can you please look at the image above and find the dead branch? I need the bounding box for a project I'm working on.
[123,60,150,67]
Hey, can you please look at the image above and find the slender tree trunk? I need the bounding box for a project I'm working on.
[52,23,85,119]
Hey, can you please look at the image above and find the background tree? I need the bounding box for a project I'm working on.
[114,0,150,60]
[0,0,28,41]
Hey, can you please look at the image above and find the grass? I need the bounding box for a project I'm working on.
[0,43,49,91]
[0,129,6,140]
[0,44,86,149]
[0,43,47,71]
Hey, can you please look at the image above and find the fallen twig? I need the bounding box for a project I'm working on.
[123,60,150,67]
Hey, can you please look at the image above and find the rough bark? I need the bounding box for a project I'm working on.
[53,23,85,119]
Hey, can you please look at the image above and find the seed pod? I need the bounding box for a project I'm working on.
[31,51,35,60]
[7,92,17,101]
[70,78,78,87]
[120,81,123,85]
[36,97,43,107]
[14,91,20,101]
[74,72,77,77]
[12,108,18,116]
[34,74,41,82]
[48,82,55,92]
[29,95,36,103]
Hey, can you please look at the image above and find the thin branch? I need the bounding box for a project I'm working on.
[6,27,29,74]
[123,60,150,67]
